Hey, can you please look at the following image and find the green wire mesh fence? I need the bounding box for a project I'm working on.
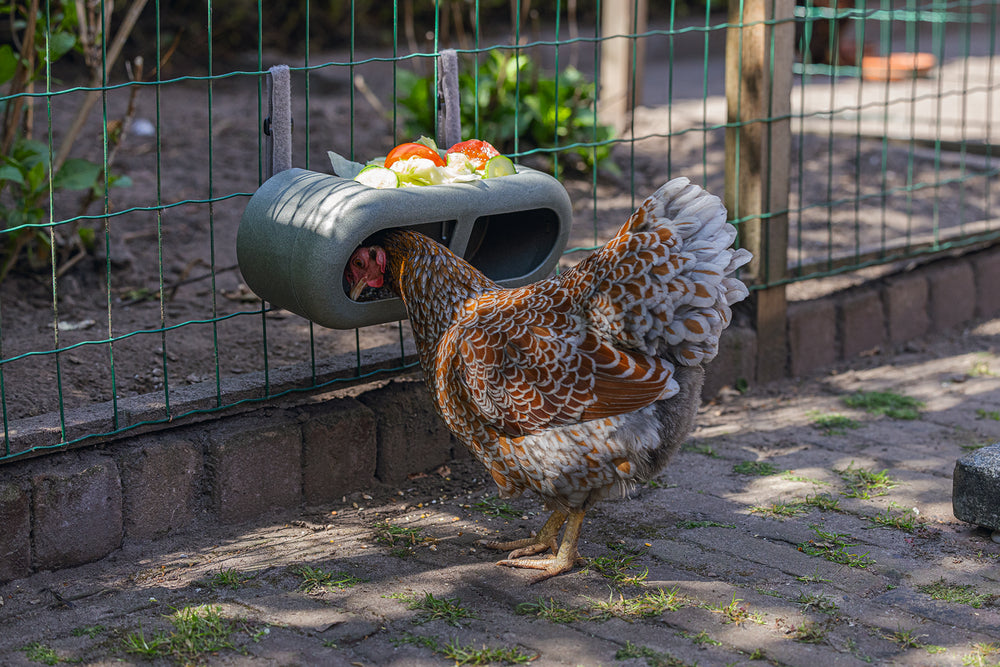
[0,0,995,464]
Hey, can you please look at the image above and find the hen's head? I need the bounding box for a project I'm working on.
[345,245,387,300]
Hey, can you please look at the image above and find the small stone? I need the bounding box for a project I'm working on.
[953,443,1000,531]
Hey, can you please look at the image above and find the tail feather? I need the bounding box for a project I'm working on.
[589,177,752,367]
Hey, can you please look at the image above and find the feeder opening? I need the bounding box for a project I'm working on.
[343,219,459,302]
[465,208,561,282]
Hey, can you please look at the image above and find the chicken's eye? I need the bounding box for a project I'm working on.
[353,258,363,268]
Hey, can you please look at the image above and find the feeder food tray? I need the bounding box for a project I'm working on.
[237,167,573,329]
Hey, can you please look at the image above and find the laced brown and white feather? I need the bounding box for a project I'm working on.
[375,177,750,513]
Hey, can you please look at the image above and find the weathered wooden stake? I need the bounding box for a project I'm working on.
[599,0,648,134]
[725,0,794,384]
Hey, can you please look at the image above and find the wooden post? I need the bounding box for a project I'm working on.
[725,0,793,384]
[598,0,648,134]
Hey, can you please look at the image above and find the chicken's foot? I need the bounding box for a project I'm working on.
[496,510,586,583]
[479,510,566,559]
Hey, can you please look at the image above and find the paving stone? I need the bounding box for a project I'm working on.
[927,261,976,332]
[0,478,31,582]
[973,248,1000,317]
[953,443,1000,531]
[839,288,886,358]
[301,398,377,504]
[884,274,930,344]
[357,377,458,485]
[788,299,837,376]
[120,435,202,539]
[207,417,302,523]
[31,455,122,571]
[704,324,757,395]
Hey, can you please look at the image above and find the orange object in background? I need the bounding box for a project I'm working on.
[861,52,937,81]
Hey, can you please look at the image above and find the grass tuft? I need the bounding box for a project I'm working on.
[584,543,649,585]
[122,604,260,663]
[919,579,995,609]
[808,410,862,435]
[615,641,693,666]
[797,524,876,568]
[473,496,525,519]
[705,594,766,625]
[392,632,537,665]
[373,521,428,557]
[20,642,63,665]
[733,460,782,476]
[294,565,365,593]
[843,391,923,420]
[588,587,686,621]
[388,591,478,627]
[837,463,899,499]
[749,499,808,519]
[676,519,735,529]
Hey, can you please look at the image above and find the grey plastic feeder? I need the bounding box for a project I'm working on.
[237,167,573,329]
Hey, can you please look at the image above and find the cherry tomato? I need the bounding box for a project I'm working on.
[446,139,501,170]
[384,142,446,168]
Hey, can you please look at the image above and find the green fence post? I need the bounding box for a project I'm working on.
[725,0,794,384]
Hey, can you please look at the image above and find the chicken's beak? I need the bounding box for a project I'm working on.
[349,279,367,301]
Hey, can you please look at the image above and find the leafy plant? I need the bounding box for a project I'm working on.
[0,0,134,283]
[397,50,616,173]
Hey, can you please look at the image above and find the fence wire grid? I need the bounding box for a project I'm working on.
[0,0,996,463]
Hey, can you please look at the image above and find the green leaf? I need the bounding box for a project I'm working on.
[0,164,25,185]
[44,31,77,61]
[53,158,102,191]
[25,160,47,193]
[77,226,96,250]
[0,44,18,85]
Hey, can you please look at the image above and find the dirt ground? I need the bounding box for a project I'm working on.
[0,37,995,429]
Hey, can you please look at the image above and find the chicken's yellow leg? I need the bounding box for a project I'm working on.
[480,510,566,559]
[496,510,586,582]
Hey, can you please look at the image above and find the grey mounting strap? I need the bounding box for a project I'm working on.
[437,49,461,149]
[265,64,293,180]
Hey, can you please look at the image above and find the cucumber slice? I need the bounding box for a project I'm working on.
[354,165,400,189]
[484,155,516,178]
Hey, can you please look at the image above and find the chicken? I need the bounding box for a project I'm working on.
[345,177,751,581]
